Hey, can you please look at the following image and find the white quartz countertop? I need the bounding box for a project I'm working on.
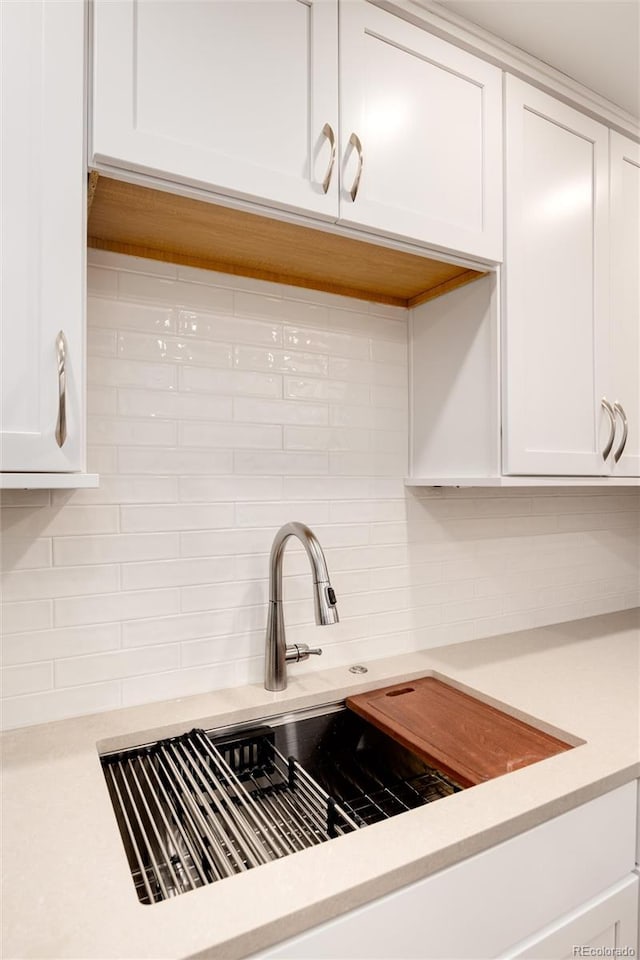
[2,609,639,960]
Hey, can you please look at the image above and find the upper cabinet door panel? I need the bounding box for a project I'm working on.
[92,0,339,219]
[503,77,610,476]
[338,2,502,262]
[1,0,85,473]
[609,133,640,478]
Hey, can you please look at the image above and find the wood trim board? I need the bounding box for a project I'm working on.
[87,175,486,307]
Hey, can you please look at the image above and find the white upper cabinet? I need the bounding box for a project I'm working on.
[0,0,87,476]
[338,2,502,262]
[91,0,503,262]
[502,76,611,476]
[608,133,640,478]
[91,0,340,219]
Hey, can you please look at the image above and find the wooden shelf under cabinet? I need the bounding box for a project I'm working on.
[87,175,486,308]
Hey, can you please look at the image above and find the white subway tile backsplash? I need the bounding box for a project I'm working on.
[55,644,180,688]
[1,254,637,730]
[180,421,282,449]
[178,476,282,502]
[284,376,369,405]
[118,388,232,422]
[90,295,177,333]
[180,631,262,668]
[90,416,177,447]
[180,528,277,559]
[121,557,234,591]
[234,450,328,476]
[234,397,328,426]
[284,426,370,452]
[369,383,408,409]
[2,624,121,666]
[181,580,268,614]
[180,365,282,398]
[0,490,51,507]
[329,500,406,524]
[1,682,122,729]
[0,662,53,697]
[52,476,178,506]
[329,404,405,430]
[234,290,289,321]
[1,565,119,602]
[87,445,118,474]
[1,538,52,571]
[118,447,234,475]
[369,339,408,364]
[87,266,118,298]
[55,589,180,628]
[121,661,238,708]
[88,328,118,357]
[87,386,118,417]
[53,533,179,566]
[2,600,53,634]
[235,501,329,528]
[284,325,369,360]
[233,345,328,377]
[329,306,407,341]
[1,506,119,539]
[120,503,235,533]
[123,610,234,648]
[328,356,406,386]
[179,310,281,347]
[118,331,233,368]
[88,356,177,390]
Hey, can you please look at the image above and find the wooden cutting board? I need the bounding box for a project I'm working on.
[346,677,572,788]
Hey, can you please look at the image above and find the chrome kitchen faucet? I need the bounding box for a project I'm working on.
[264,522,339,691]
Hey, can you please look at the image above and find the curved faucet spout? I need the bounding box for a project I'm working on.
[265,522,338,692]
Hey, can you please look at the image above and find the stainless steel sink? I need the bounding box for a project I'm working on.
[101,703,462,905]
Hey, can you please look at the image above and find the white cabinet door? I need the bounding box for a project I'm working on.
[0,0,85,473]
[252,784,637,960]
[506,874,639,959]
[338,0,502,262]
[91,0,339,220]
[503,76,610,476]
[609,132,640,478]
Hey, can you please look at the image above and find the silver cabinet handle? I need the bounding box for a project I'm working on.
[347,132,363,202]
[55,330,67,448]
[601,398,616,461]
[613,401,628,463]
[320,123,336,194]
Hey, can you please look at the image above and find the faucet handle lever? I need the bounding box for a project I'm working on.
[285,643,323,663]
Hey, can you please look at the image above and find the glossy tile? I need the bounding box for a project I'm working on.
[1,623,121,666]
[53,533,179,566]
[120,503,235,533]
[180,365,282,398]
[3,253,638,730]
[179,310,281,347]
[233,345,328,377]
[233,397,328,426]
[180,421,282,450]
[118,331,233,368]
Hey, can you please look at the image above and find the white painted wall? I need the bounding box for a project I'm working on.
[1,251,638,729]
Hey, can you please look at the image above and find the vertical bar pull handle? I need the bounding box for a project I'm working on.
[321,123,336,194]
[348,132,364,202]
[55,330,67,448]
[613,402,628,463]
[601,398,616,461]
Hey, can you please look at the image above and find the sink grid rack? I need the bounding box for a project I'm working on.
[101,726,360,905]
[337,766,460,826]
